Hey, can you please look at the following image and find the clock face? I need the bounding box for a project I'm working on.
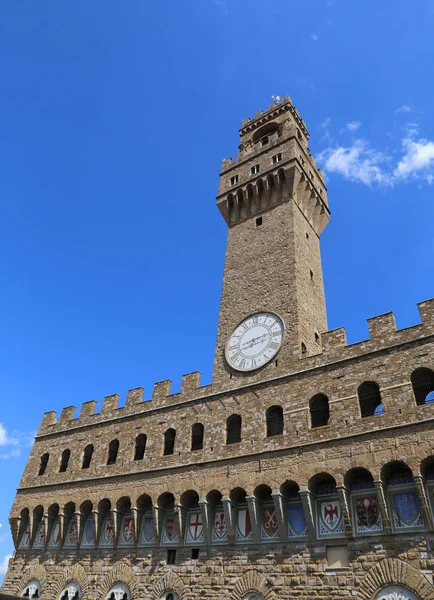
[225,312,285,372]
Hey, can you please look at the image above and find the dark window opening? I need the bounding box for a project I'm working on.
[315,331,320,344]
[134,433,147,460]
[266,405,284,437]
[261,136,269,146]
[226,414,242,445]
[386,465,413,487]
[272,152,282,164]
[167,549,176,564]
[164,428,176,455]
[306,232,309,239]
[411,368,434,405]
[251,164,259,175]
[191,548,200,560]
[59,449,70,473]
[107,439,119,465]
[316,480,337,496]
[230,175,238,186]
[310,394,330,428]
[256,216,263,227]
[82,444,93,469]
[301,342,307,355]
[38,453,49,476]
[358,381,383,417]
[310,270,314,281]
[167,594,174,600]
[191,423,204,451]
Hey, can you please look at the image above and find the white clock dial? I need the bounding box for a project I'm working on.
[225,312,285,372]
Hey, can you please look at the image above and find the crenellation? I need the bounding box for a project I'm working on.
[101,394,120,414]
[321,327,347,352]
[367,312,397,340]
[79,400,97,419]
[180,371,201,395]
[125,387,144,408]
[418,299,434,331]
[59,406,76,424]
[151,379,172,404]
[38,411,58,432]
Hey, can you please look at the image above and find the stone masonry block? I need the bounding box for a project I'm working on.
[125,387,144,408]
[367,312,396,339]
[322,327,347,352]
[418,298,434,331]
[101,394,119,413]
[38,411,58,432]
[59,406,76,424]
[152,380,172,401]
[79,400,97,418]
[180,372,201,396]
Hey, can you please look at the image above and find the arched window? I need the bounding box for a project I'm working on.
[385,463,414,487]
[310,394,330,428]
[134,434,147,460]
[163,428,176,456]
[161,594,178,600]
[358,381,383,417]
[191,423,204,451]
[59,582,81,600]
[38,453,49,476]
[383,462,424,531]
[375,586,419,600]
[22,581,40,598]
[59,449,71,473]
[107,439,119,465]
[345,468,382,535]
[82,444,93,469]
[266,405,283,436]
[411,368,434,405]
[106,583,130,600]
[226,414,242,445]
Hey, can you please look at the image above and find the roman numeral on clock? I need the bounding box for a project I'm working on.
[269,341,279,350]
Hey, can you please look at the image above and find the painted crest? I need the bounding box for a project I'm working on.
[391,491,424,529]
[185,512,204,544]
[212,510,228,542]
[261,506,279,540]
[80,516,95,548]
[99,517,114,548]
[139,515,155,546]
[318,500,344,537]
[288,503,308,537]
[48,519,61,548]
[119,515,134,547]
[162,512,179,544]
[236,507,253,541]
[33,520,45,548]
[64,518,77,548]
[356,495,382,533]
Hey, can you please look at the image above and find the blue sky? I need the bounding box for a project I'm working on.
[1,0,434,580]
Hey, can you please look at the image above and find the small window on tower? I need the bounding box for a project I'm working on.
[167,549,176,565]
[256,216,263,227]
[306,232,309,239]
[301,342,307,355]
[191,548,200,560]
[261,136,269,146]
[310,270,314,281]
[315,331,320,344]
[251,164,259,175]
[230,175,238,186]
[272,153,282,164]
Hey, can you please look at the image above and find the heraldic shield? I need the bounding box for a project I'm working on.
[288,503,307,537]
[261,506,279,540]
[185,512,204,544]
[212,510,228,542]
[318,500,344,536]
[392,491,424,529]
[356,495,382,532]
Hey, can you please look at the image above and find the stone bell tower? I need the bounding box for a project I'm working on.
[212,95,330,388]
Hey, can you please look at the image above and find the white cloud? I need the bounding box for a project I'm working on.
[310,33,318,41]
[0,423,34,459]
[317,140,391,187]
[346,120,361,131]
[0,553,12,576]
[320,118,333,143]
[396,105,412,113]
[394,137,434,182]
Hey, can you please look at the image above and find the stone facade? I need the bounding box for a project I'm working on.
[3,96,434,600]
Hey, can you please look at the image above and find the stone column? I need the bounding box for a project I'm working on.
[112,509,119,549]
[93,509,100,549]
[271,491,288,541]
[43,513,49,550]
[131,506,139,550]
[222,498,236,544]
[175,504,185,547]
[374,480,392,534]
[153,505,162,546]
[299,486,316,541]
[414,476,434,531]
[337,485,353,538]
[246,496,261,544]
[199,498,212,546]
[58,511,65,550]
[74,511,81,550]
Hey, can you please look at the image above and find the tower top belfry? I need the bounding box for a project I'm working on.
[216,95,330,236]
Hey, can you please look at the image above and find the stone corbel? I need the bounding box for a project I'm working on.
[246,496,261,544]
[337,485,353,538]
[58,511,65,551]
[271,491,288,541]
[414,475,434,531]
[43,513,49,550]
[299,485,316,540]
[112,509,119,548]
[222,498,236,544]
[74,511,81,549]
[131,506,139,550]
[153,505,162,546]
[199,498,211,546]
[374,480,392,534]
[174,504,185,547]
[93,509,100,549]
